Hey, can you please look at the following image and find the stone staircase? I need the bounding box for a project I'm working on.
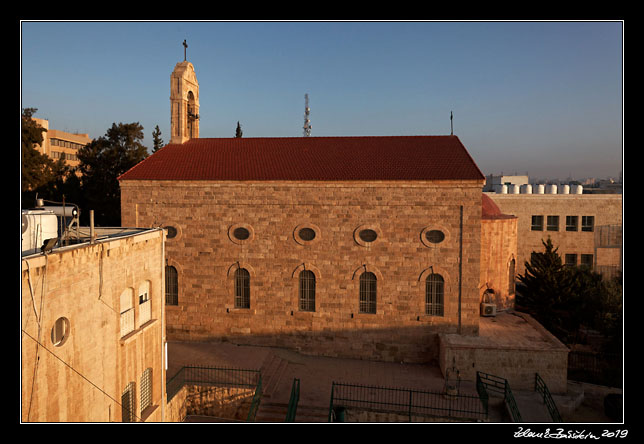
[254,352,329,423]
[254,402,329,423]
[259,353,290,399]
[512,390,554,423]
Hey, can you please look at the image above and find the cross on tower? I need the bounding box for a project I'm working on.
[183,40,188,61]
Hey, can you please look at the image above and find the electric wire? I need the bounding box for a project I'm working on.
[21,329,142,422]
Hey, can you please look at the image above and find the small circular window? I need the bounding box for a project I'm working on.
[425,230,445,244]
[359,229,378,243]
[165,226,178,239]
[298,227,316,241]
[294,223,320,245]
[233,227,250,240]
[229,224,254,245]
[51,317,70,347]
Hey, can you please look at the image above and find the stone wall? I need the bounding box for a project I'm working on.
[439,313,569,394]
[480,217,518,310]
[121,179,483,363]
[164,384,255,422]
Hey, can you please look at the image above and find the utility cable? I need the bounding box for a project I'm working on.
[21,329,142,422]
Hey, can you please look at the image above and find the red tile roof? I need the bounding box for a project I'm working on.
[118,135,484,182]
[482,194,517,220]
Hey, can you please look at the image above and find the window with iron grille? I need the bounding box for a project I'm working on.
[581,216,595,232]
[546,215,559,231]
[121,382,136,422]
[425,273,444,316]
[140,368,152,414]
[566,216,578,231]
[235,268,250,309]
[165,266,178,305]
[299,270,316,312]
[359,272,377,314]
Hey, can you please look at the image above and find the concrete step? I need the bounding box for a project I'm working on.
[259,354,289,398]
[254,402,329,423]
[513,391,553,423]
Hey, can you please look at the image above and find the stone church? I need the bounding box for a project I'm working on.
[119,59,516,364]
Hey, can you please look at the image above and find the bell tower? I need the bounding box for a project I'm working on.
[170,42,200,144]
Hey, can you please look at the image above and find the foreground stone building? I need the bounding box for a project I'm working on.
[21,226,166,422]
[119,135,486,363]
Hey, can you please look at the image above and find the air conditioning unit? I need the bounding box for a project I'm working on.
[480,303,497,317]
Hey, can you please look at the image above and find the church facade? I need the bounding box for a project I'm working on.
[119,60,491,364]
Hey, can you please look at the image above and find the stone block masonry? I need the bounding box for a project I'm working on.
[121,179,483,364]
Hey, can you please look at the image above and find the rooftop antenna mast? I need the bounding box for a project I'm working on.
[303,94,311,137]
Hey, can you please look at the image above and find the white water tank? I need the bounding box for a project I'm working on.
[560,184,570,194]
[546,184,558,194]
[535,184,545,194]
[496,184,508,194]
[572,184,583,194]
[21,209,58,255]
[520,184,533,194]
[510,184,520,194]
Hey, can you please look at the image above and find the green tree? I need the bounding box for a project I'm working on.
[235,121,243,138]
[516,238,576,341]
[21,108,71,205]
[517,238,623,346]
[76,122,148,226]
[152,125,164,152]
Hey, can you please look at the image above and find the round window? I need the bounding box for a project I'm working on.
[425,230,445,244]
[233,227,250,240]
[298,227,316,241]
[165,226,178,239]
[359,229,378,243]
[51,317,70,347]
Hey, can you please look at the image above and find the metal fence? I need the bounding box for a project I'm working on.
[285,378,300,422]
[476,371,522,422]
[568,351,622,388]
[328,382,488,422]
[166,365,263,422]
[535,373,562,422]
[166,365,261,402]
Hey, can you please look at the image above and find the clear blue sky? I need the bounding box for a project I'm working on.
[20,20,623,180]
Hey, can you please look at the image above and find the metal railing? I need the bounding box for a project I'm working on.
[285,378,300,422]
[476,372,522,422]
[568,351,622,388]
[167,365,261,401]
[535,373,562,422]
[328,381,488,422]
[246,375,263,422]
[166,365,263,422]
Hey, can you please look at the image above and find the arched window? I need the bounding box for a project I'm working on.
[235,268,251,309]
[359,271,377,314]
[425,273,444,316]
[299,270,316,312]
[508,259,516,295]
[165,266,178,305]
